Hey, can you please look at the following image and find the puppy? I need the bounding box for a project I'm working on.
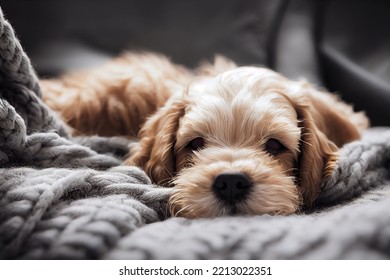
[41,52,369,218]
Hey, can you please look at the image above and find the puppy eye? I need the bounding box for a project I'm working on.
[187,137,205,151]
[265,138,286,156]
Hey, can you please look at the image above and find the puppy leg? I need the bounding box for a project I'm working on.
[41,53,191,137]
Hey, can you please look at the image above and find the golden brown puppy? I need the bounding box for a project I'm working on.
[41,52,369,218]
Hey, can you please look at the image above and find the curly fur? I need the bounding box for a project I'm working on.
[42,52,369,218]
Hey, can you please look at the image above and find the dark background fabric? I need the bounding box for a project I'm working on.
[1,0,389,125]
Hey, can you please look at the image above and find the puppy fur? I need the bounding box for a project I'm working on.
[41,52,369,218]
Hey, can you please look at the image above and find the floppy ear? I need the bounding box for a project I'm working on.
[125,100,187,186]
[292,87,367,207]
[305,89,368,147]
[295,102,338,207]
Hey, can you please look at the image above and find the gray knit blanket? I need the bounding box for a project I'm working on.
[1,7,390,259]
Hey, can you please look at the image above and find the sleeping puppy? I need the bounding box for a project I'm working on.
[41,52,369,218]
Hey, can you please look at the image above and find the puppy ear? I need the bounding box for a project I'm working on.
[292,86,368,207]
[295,103,338,207]
[304,88,368,147]
[125,100,187,185]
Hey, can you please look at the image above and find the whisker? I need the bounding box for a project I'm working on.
[173,204,191,217]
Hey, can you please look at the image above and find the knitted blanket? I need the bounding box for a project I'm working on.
[1,7,390,259]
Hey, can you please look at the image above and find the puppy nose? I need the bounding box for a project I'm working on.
[213,172,252,204]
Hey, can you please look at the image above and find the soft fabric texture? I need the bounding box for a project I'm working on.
[1,7,390,259]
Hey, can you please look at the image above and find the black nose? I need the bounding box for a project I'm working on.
[213,172,252,204]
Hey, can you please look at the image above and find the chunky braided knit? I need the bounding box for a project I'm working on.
[0,166,171,259]
[0,99,123,169]
[318,129,390,205]
[0,8,41,97]
[0,7,69,135]
[0,7,171,260]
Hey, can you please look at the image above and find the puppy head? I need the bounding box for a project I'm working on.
[128,67,365,218]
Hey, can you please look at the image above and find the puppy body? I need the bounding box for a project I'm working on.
[42,53,192,137]
[41,53,369,218]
